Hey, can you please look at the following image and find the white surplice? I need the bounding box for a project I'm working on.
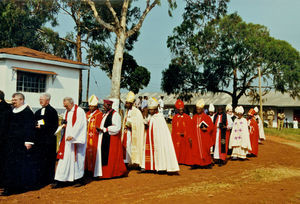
[55,106,87,182]
[93,110,121,177]
[141,113,179,172]
[255,115,266,140]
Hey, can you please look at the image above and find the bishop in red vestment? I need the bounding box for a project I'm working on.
[190,99,214,167]
[171,99,193,165]
[247,109,259,157]
[98,100,127,178]
[85,95,103,176]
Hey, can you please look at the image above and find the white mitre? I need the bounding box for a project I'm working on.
[254,107,259,113]
[88,94,99,106]
[148,97,158,109]
[209,104,215,112]
[196,99,205,108]
[235,106,244,114]
[226,104,233,111]
[126,91,135,103]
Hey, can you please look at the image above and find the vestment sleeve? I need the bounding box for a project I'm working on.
[107,112,121,135]
[70,108,87,144]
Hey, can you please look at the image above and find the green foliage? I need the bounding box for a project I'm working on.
[163,10,300,106]
[0,0,58,50]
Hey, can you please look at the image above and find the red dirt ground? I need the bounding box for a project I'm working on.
[1,135,300,203]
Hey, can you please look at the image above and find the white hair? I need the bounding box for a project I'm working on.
[40,93,51,101]
[63,97,74,104]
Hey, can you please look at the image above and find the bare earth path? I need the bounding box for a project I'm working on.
[1,135,300,204]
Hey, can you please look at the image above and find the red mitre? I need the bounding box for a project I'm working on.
[103,99,113,105]
[175,99,184,109]
[248,108,256,116]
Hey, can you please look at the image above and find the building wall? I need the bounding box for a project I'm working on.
[0,60,7,91]
[1,58,80,113]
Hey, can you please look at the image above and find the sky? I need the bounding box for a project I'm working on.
[55,0,300,100]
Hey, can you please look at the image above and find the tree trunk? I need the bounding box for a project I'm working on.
[76,31,83,105]
[86,68,90,101]
[110,31,126,99]
[232,95,238,109]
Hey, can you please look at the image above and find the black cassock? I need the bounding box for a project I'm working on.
[34,104,58,185]
[0,100,12,185]
[3,106,38,191]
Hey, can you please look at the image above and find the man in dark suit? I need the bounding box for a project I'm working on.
[34,93,58,186]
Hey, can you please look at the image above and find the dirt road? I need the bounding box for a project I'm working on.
[1,135,300,203]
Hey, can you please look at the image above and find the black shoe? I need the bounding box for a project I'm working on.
[51,182,65,189]
[0,189,11,196]
[73,178,87,187]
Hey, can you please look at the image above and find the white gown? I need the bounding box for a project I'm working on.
[255,115,266,140]
[54,106,87,182]
[141,113,179,172]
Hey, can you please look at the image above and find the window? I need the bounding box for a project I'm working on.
[16,71,46,93]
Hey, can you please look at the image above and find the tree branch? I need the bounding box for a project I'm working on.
[120,0,130,31]
[58,4,73,18]
[37,28,76,45]
[127,0,158,37]
[105,0,121,29]
[83,0,116,33]
[215,89,233,96]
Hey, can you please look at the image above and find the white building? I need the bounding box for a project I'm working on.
[0,47,89,113]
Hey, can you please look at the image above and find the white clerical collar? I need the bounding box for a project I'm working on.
[13,104,28,113]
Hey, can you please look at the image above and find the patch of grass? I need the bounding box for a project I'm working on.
[264,128,300,142]
[156,181,233,199]
[241,167,300,183]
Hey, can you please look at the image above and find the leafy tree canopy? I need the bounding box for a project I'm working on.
[163,11,300,107]
[0,0,58,50]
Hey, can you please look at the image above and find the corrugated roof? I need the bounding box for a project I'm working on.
[0,46,87,66]
[121,91,300,107]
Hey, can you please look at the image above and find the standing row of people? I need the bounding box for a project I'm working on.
[171,99,265,169]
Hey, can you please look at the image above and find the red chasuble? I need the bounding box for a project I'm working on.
[248,118,259,156]
[101,111,127,178]
[85,110,103,172]
[189,113,214,166]
[171,113,193,165]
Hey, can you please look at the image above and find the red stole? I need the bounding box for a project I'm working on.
[145,120,155,170]
[57,105,78,160]
[122,114,128,159]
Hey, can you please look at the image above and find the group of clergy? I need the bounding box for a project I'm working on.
[83,91,179,183]
[171,99,266,168]
[0,90,266,195]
